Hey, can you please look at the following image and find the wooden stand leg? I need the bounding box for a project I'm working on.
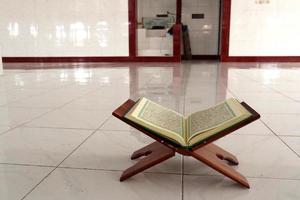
[206,143,239,165]
[120,142,175,181]
[191,143,250,188]
[131,142,164,160]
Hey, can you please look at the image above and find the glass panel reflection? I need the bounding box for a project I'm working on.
[137,0,176,57]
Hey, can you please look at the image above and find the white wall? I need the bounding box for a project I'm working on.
[0,0,129,57]
[182,0,220,55]
[230,0,300,56]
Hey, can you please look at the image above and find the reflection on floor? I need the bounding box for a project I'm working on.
[0,62,300,200]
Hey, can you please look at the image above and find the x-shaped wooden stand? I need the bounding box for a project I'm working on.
[113,99,260,189]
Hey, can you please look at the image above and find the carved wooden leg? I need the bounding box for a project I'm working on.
[120,142,175,181]
[131,142,163,160]
[191,143,250,188]
[206,143,239,165]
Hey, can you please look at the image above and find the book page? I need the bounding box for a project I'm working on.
[188,102,236,139]
[125,98,187,146]
[138,100,185,137]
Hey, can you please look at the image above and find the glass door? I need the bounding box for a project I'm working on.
[136,0,177,57]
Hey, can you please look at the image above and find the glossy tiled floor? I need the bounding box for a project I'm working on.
[0,62,300,200]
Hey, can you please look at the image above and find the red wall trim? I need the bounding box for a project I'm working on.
[2,57,132,63]
[222,56,300,62]
[2,63,133,70]
[128,0,136,59]
[2,56,183,63]
[176,0,182,24]
[220,0,231,62]
[173,24,182,62]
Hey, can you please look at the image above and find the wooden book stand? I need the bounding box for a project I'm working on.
[112,99,260,188]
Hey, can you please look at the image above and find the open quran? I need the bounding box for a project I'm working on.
[125,97,252,148]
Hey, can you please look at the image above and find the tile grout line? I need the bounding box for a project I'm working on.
[0,81,79,109]
[0,109,58,137]
[58,166,183,176]
[278,135,300,138]
[183,173,300,181]
[230,83,300,158]
[0,85,106,137]
[0,162,181,176]
[260,119,300,158]
[222,88,300,159]
[238,71,300,103]
[0,84,80,133]
[0,163,56,168]
[228,89,300,137]
[0,82,75,107]
[20,116,112,200]
[0,89,82,137]
[2,161,300,182]
[0,159,183,176]
[21,126,96,131]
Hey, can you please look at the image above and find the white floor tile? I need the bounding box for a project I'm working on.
[247,101,300,114]
[45,85,96,99]
[62,94,129,110]
[184,175,300,200]
[230,85,274,94]
[61,131,182,174]
[7,80,73,90]
[0,93,19,106]
[26,108,111,129]
[262,114,300,136]
[24,168,182,200]
[0,127,92,166]
[234,91,293,103]
[234,120,273,136]
[100,116,134,131]
[0,126,11,135]
[0,88,46,106]
[0,107,50,127]
[284,93,300,102]
[2,62,300,200]
[7,93,78,108]
[269,83,300,93]
[0,164,53,200]
[184,135,300,179]
[281,136,300,156]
